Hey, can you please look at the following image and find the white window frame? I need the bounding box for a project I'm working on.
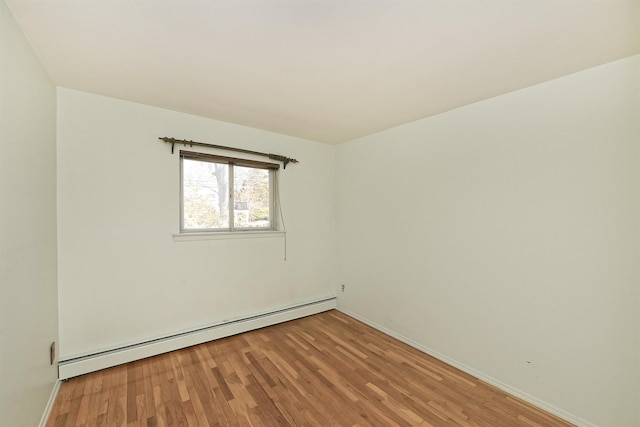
[179,150,278,233]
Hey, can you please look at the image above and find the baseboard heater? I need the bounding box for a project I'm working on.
[58,296,337,380]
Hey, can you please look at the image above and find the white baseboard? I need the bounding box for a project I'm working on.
[337,307,599,427]
[38,379,60,427]
[59,297,336,380]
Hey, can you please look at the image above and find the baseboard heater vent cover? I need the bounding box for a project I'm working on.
[58,297,336,380]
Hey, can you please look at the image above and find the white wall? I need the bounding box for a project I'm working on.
[336,55,640,427]
[0,1,59,426]
[57,88,335,359]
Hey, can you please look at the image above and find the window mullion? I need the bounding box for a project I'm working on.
[228,164,234,231]
[180,155,185,232]
[270,170,275,230]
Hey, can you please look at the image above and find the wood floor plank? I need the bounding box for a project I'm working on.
[47,310,575,427]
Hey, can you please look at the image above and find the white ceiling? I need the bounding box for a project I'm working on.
[6,0,640,144]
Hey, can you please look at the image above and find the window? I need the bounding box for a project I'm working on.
[180,151,278,232]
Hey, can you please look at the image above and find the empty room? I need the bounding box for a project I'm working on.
[1,1,639,426]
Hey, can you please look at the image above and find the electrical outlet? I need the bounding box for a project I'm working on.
[341,284,345,292]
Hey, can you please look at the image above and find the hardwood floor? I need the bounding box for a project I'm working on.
[47,310,574,426]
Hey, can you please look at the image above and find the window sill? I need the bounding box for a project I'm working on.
[173,230,285,242]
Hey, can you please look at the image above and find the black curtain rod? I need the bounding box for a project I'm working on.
[159,137,299,169]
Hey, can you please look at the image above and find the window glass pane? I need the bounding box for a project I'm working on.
[233,166,270,229]
[183,159,229,229]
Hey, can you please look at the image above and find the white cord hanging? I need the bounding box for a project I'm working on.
[274,171,287,261]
